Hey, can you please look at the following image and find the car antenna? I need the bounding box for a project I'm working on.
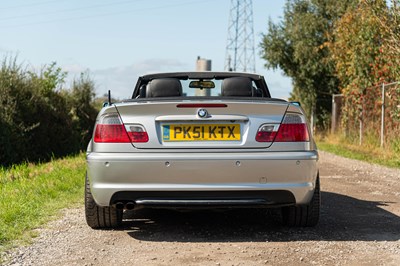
[108,90,112,105]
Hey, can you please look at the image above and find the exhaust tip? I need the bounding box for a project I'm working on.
[115,202,124,210]
[126,202,135,210]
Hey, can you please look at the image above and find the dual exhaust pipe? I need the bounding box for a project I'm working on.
[115,202,135,210]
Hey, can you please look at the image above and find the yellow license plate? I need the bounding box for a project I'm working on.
[162,124,241,141]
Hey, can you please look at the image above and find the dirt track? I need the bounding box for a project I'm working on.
[3,151,400,265]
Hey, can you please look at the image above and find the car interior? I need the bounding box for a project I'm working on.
[136,77,264,98]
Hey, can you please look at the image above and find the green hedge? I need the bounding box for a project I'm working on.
[0,57,98,166]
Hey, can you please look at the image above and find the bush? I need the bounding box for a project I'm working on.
[0,57,98,166]
[64,72,98,150]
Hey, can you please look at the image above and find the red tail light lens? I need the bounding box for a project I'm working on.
[94,124,131,143]
[94,113,131,143]
[255,125,279,142]
[94,113,148,143]
[127,125,149,143]
[256,113,309,142]
[274,123,309,142]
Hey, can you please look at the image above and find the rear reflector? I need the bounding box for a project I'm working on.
[94,113,148,143]
[256,113,309,142]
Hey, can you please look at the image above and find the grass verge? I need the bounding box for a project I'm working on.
[0,153,85,258]
[316,134,400,169]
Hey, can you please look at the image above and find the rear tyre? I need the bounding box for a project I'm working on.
[281,174,320,227]
[85,174,122,229]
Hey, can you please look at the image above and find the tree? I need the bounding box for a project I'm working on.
[331,0,399,136]
[260,0,356,129]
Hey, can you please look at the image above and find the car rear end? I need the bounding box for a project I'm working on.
[85,73,319,229]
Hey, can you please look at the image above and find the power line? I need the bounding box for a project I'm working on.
[0,0,142,21]
[0,0,214,28]
[0,0,62,10]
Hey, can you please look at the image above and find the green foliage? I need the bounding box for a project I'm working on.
[0,56,98,166]
[0,154,85,252]
[260,0,356,128]
[331,0,400,140]
[317,134,400,169]
[391,138,400,154]
[64,72,98,149]
[260,0,400,143]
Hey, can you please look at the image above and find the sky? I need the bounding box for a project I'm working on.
[0,0,292,99]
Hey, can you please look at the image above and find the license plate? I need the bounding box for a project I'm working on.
[162,124,241,141]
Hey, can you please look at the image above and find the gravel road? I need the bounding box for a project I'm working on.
[2,151,400,265]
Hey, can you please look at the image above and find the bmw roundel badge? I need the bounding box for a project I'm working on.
[197,108,208,118]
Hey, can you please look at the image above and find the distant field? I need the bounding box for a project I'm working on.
[0,154,85,254]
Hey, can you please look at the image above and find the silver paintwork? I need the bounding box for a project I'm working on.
[87,76,318,209]
[87,150,318,206]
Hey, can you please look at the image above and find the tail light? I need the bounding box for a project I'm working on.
[255,124,280,142]
[94,113,148,143]
[127,125,149,143]
[256,113,309,142]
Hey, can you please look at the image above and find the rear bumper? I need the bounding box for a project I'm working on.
[87,151,318,207]
[110,190,296,209]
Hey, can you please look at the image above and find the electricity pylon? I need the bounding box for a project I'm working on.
[224,0,256,73]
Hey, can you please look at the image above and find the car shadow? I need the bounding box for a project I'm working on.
[123,191,400,242]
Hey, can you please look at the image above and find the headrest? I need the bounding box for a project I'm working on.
[146,78,182,97]
[221,77,253,97]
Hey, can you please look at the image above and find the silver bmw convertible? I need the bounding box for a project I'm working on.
[85,72,320,229]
